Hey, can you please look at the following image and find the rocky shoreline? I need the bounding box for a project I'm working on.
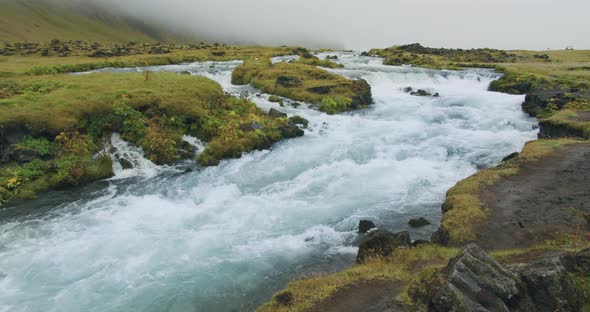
[258,47,590,312]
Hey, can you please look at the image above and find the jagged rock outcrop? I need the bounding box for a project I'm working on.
[429,244,590,312]
[429,244,521,312]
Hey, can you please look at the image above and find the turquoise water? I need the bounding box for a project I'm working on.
[0,53,537,311]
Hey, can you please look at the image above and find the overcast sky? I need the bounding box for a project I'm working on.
[95,0,590,50]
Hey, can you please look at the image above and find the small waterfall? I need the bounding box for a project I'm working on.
[181,135,207,157]
[109,133,159,179]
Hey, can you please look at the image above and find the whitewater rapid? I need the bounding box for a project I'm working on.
[0,53,537,311]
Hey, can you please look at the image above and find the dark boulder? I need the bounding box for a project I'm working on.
[268,108,287,118]
[501,152,519,162]
[429,244,521,312]
[409,217,431,228]
[326,55,338,60]
[288,116,309,128]
[279,124,304,139]
[360,51,370,56]
[357,230,411,263]
[2,145,40,163]
[410,89,438,97]
[350,79,373,108]
[358,220,376,234]
[276,76,303,88]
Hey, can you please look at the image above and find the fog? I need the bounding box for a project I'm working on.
[96,0,590,50]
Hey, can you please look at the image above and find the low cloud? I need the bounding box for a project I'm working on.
[93,0,590,50]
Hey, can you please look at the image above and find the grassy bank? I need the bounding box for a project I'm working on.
[0,72,298,204]
[435,138,581,245]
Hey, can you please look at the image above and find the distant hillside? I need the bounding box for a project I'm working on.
[0,0,195,43]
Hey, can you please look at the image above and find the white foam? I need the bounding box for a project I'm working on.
[0,52,538,311]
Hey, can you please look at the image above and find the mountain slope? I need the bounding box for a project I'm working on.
[0,0,193,43]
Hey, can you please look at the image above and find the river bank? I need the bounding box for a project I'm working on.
[0,48,539,311]
[258,46,590,312]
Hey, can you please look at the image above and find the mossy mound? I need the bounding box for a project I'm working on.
[232,59,372,114]
[0,72,302,204]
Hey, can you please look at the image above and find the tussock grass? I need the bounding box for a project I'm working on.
[256,245,458,312]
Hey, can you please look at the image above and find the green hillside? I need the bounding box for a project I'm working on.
[0,0,191,43]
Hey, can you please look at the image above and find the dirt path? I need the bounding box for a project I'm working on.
[307,280,409,312]
[476,142,590,250]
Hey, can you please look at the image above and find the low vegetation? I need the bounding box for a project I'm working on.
[0,72,297,204]
[232,57,372,114]
[257,245,459,312]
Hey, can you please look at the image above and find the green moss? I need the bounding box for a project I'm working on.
[233,59,372,113]
[257,245,458,312]
[540,110,590,139]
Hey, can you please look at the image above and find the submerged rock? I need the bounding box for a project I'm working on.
[279,124,304,139]
[409,217,431,228]
[404,87,440,97]
[358,220,376,234]
[288,116,309,128]
[357,230,411,263]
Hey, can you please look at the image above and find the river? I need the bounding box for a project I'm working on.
[0,53,537,311]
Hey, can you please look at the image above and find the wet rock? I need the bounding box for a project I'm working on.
[429,244,521,312]
[291,102,301,108]
[268,95,283,103]
[360,51,370,56]
[116,156,133,170]
[403,86,413,93]
[409,217,431,228]
[326,55,338,60]
[501,152,519,162]
[288,116,309,128]
[268,108,287,118]
[351,79,373,108]
[411,89,436,97]
[279,124,304,139]
[357,230,411,263]
[358,220,376,234]
[179,71,191,75]
[276,76,303,88]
